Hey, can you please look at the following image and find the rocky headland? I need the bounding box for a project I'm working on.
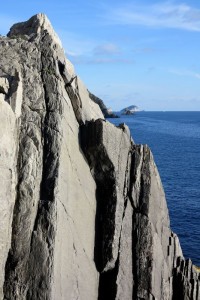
[88,92,119,118]
[0,14,199,300]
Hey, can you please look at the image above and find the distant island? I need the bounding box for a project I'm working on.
[120,105,140,115]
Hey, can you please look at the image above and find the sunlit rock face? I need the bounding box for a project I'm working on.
[0,14,199,300]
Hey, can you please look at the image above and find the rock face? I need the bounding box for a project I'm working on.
[0,14,199,300]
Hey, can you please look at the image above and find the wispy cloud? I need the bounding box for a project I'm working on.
[148,66,156,73]
[169,69,200,79]
[68,54,134,65]
[107,2,200,31]
[58,30,130,65]
[132,47,165,54]
[58,30,125,63]
[93,43,121,55]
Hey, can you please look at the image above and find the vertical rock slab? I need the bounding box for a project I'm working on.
[0,99,18,299]
[173,258,200,300]
[131,145,185,299]
[0,55,23,298]
[115,200,133,300]
[50,67,99,300]
[81,120,132,272]
[2,14,101,300]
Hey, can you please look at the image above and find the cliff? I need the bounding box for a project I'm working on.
[0,14,199,300]
[88,92,119,118]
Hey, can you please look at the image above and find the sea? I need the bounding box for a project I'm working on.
[109,111,200,266]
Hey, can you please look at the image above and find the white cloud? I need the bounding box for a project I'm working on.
[59,31,121,59]
[93,43,121,55]
[58,30,127,65]
[169,69,200,79]
[107,2,200,31]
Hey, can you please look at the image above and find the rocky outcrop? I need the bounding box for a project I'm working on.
[88,92,119,118]
[0,14,199,300]
[81,123,200,300]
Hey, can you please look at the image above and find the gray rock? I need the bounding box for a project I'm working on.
[0,90,19,299]
[115,200,134,300]
[0,13,199,300]
[1,13,101,300]
[0,77,9,94]
[81,120,133,272]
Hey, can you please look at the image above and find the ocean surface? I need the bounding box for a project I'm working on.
[109,111,200,266]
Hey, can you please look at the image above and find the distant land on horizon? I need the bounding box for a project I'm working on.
[90,87,200,117]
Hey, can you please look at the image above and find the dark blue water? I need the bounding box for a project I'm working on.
[110,112,200,265]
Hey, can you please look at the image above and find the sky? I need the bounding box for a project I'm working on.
[1,1,200,111]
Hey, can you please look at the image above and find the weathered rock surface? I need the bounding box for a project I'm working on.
[1,14,101,300]
[0,14,199,300]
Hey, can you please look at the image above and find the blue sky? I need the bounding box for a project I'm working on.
[1,1,200,111]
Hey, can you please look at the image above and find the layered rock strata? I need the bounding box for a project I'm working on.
[0,14,199,300]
